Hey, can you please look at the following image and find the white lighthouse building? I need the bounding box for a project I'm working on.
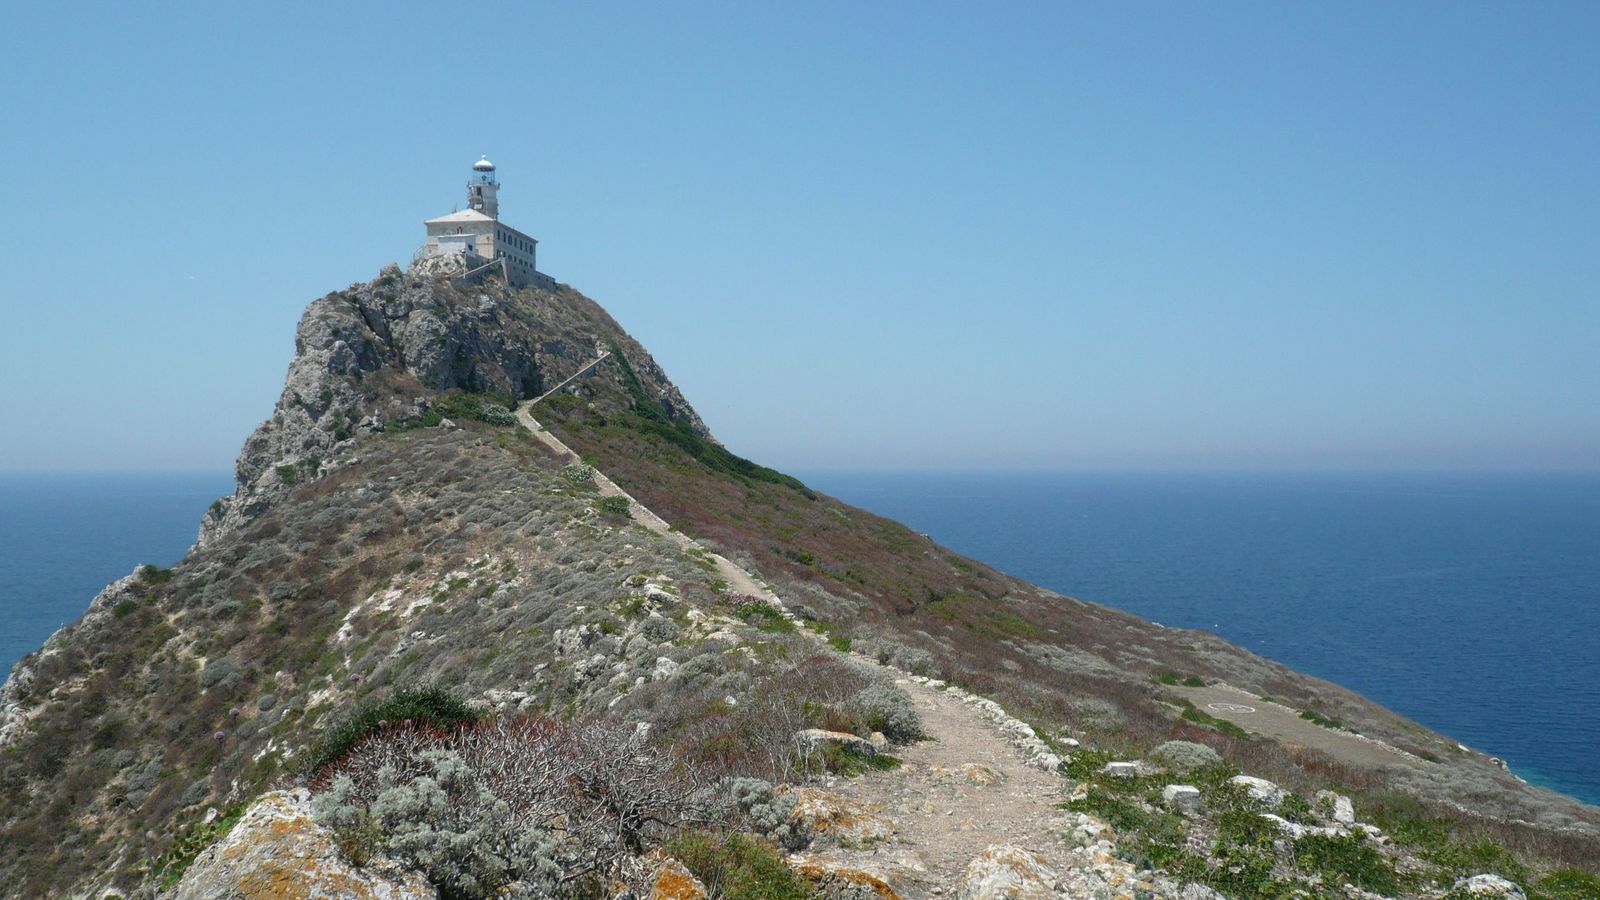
[423,156,551,289]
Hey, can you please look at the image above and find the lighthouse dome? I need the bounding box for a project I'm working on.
[473,156,496,171]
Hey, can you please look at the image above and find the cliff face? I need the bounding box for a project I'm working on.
[1,263,1596,899]
[199,261,705,547]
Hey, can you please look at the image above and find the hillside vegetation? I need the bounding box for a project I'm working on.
[0,263,1594,899]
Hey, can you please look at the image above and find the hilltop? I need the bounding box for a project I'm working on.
[1,259,1596,899]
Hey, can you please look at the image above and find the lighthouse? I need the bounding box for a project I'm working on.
[422,156,550,289]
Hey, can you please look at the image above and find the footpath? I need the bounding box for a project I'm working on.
[516,392,1140,898]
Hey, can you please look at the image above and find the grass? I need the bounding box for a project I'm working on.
[661,830,813,899]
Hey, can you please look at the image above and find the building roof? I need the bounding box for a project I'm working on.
[424,208,496,225]
[473,156,495,171]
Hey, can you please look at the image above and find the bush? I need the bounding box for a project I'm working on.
[562,463,596,485]
[661,830,813,900]
[726,777,807,850]
[315,747,562,898]
[851,635,939,678]
[597,495,631,517]
[1151,740,1222,772]
[477,403,517,427]
[846,682,924,744]
[1294,832,1398,894]
[302,685,480,776]
[312,715,701,892]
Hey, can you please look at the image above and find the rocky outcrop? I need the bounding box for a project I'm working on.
[165,789,434,899]
[785,787,895,845]
[794,728,878,758]
[0,572,138,750]
[957,845,1058,899]
[1453,873,1528,899]
[197,263,707,548]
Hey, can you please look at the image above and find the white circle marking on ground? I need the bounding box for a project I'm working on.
[1208,702,1256,714]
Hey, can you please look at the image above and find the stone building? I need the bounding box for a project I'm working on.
[423,156,551,289]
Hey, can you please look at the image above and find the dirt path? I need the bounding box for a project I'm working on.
[1169,683,1420,770]
[815,678,1076,896]
[518,399,1091,896]
[517,405,780,603]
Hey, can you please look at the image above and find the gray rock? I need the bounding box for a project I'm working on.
[794,728,877,758]
[958,845,1058,899]
[1162,784,1204,815]
[1229,774,1285,808]
[1315,788,1356,826]
[1454,873,1528,899]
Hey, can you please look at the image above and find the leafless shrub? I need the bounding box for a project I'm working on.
[316,714,706,890]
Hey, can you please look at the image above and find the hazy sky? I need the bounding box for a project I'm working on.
[2,3,1596,472]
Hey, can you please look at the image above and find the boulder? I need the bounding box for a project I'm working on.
[1101,760,1152,778]
[1314,789,1356,826]
[1454,874,1528,899]
[647,853,708,900]
[166,789,434,899]
[794,728,877,758]
[1228,775,1285,808]
[787,853,902,899]
[1162,784,1203,815]
[784,787,895,845]
[958,845,1059,899]
[651,657,678,680]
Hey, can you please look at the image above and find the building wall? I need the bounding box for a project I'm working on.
[426,221,494,258]
[493,224,539,288]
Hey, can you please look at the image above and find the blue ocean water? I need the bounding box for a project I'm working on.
[2,470,1596,807]
[801,471,1600,807]
[0,472,232,678]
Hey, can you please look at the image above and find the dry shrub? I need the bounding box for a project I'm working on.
[314,715,704,892]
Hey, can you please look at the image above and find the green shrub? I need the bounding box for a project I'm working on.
[112,598,139,618]
[275,464,299,485]
[1294,832,1398,894]
[661,830,812,900]
[137,564,176,585]
[152,801,251,889]
[597,495,631,517]
[735,602,794,634]
[1535,869,1600,900]
[301,686,479,776]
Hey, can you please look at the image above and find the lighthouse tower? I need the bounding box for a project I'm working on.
[467,156,499,217]
[422,155,551,289]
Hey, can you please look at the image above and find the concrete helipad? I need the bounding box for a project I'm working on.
[1169,684,1419,771]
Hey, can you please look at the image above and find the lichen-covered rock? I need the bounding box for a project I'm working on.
[931,762,1005,785]
[788,854,902,899]
[165,789,434,899]
[647,853,708,900]
[784,787,895,844]
[957,845,1058,899]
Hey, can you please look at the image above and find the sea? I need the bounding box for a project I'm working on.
[1,470,1596,806]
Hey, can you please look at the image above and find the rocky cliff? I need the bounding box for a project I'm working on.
[198,259,705,547]
[1,262,1596,900]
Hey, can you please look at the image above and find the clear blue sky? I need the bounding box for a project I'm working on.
[2,2,1596,472]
